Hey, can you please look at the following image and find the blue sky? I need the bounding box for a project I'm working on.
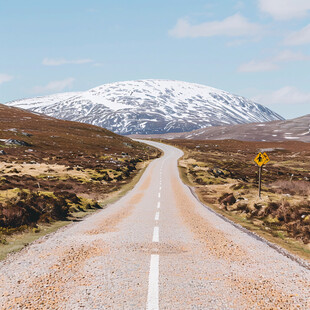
[1,0,310,119]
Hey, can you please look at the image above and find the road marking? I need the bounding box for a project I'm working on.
[158,193,160,198]
[147,254,159,310]
[152,226,159,243]
[155,211,159,221]
[159,186,162,191]
[157,202,160,209]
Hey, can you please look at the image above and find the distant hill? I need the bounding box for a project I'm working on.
[6,79,283,135]
[0,103,155,164]
[130,114,310,143]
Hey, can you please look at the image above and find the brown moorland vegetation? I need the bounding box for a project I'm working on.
[0,104,160,244]
[164,139,310,258]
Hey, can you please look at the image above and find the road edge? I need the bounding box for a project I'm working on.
[186,184,310,271]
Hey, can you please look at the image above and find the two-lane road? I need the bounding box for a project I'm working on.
[0,141,309,309]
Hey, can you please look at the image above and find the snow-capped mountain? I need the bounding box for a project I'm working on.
[6,80,284,135]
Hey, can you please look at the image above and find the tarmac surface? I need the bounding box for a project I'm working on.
[0,141,309,309]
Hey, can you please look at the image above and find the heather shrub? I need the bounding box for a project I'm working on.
[219,193,236,206]
[0,191,70,228]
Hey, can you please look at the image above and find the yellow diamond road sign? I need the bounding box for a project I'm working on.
[262,152,270,164]
[254,152,264,166]
[254,152,270,166]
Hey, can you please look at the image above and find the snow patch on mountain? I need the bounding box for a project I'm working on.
[6,79,284,135]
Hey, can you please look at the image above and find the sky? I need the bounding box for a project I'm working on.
[0,0,310,119]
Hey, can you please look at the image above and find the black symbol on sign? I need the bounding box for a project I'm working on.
[258,154,262,162]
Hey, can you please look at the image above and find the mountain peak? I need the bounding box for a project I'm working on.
[6,80,284,135]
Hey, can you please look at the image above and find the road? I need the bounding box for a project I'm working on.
[0,141,309,309]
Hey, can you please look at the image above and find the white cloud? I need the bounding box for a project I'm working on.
[169,14,263,38]
[258,0,310,20]
[0,73,13,85]
[284,24,310,45]
[254,86,310,105]
[274,50,310,61]
[238,61,278,72]
[42,58,93,66]
[33,78,75,94]
[238,50,310,72]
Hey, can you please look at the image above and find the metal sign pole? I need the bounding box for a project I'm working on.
[258,165,262,198]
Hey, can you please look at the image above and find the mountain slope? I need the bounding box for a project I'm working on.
[130,114,310,143]
[173,114,310,142]
[6,80,284,135]
[0,102,160,183]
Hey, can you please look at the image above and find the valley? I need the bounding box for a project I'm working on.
[3,1,310,307]
[0,102,309,309]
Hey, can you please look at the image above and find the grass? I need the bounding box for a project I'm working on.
[0,205,104,261]
[0,220,70,261]
[193,180,310,261]
[172,140,310,262]
[98,159,152,206]
[0,159,154,261]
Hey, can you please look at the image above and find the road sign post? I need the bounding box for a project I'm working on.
[258,166,262,198]
[254,152,270,198]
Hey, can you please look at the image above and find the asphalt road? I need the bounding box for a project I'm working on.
[0,141,309,309]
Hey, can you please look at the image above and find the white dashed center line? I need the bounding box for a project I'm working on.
[155,211,159,221]
[147,254,159,310]
[152,226,159,243]
[147,166,162,309]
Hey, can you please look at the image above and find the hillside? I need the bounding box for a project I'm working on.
[0,104,157,163]
[0,104,160,245]
[6,79,283,135]
[130,114,310,143]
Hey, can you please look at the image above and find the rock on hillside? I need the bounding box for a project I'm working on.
[6,80,284,135]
